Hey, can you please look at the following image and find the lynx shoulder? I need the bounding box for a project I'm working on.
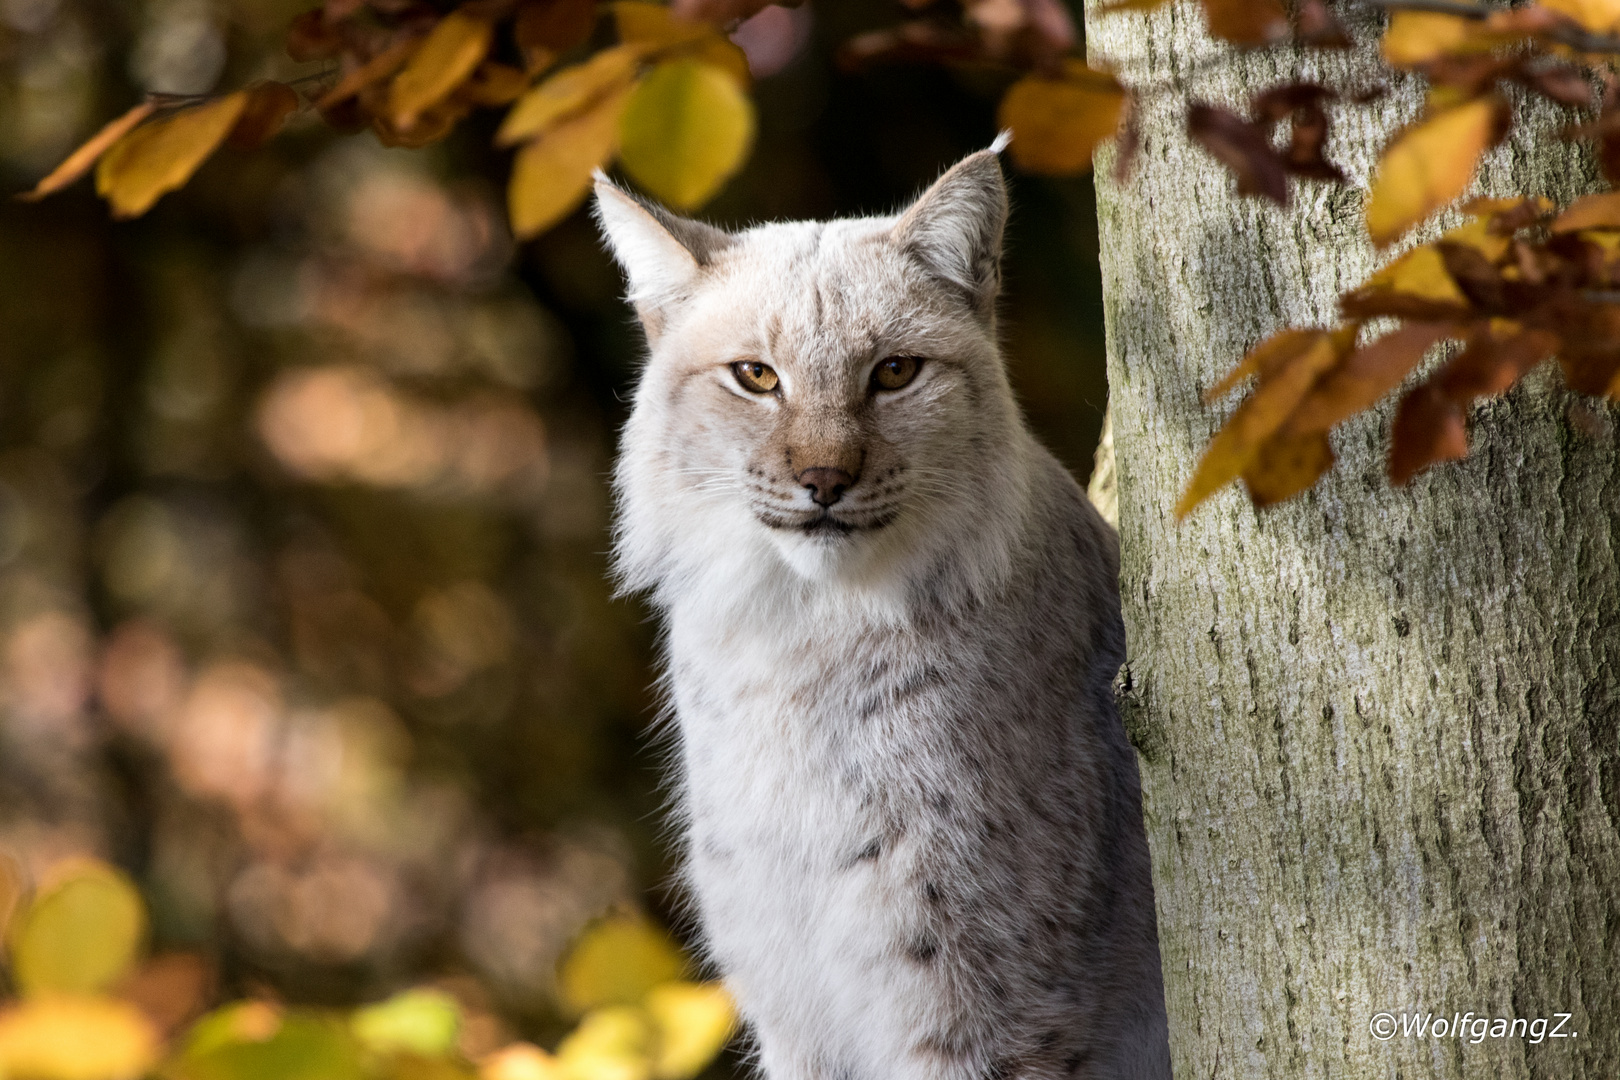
[596,148,1170,1080]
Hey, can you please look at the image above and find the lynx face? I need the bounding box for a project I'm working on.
[600,149,1026,591]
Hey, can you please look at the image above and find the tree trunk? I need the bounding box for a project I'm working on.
[1084,4,1620,1077]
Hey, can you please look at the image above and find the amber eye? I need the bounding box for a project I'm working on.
[731,360,779,394]
[872,355,921,391]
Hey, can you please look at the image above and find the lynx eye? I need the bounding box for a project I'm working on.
[872,355,921,391]
[731,360,779,394]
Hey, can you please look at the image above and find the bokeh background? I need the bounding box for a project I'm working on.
[0,0,1104,1062]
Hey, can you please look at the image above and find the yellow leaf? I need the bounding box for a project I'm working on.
[1551,190,1620,232]
[613,2,711,49]
[95,93,248,218]
[997,66,1125,176]
[1365,96,1506,248]
[497,45,644,148]
[643,983,735,1080]
[508,84,633,239]
[557,916,689,1015]
[618,60,755,210]
[1543,0,1620,33]
[556,1008,653,1080]
[0,996,159,1080]
[1202,327,1324,403]
[1381,12,1478,67]
[481,1043,564,1080]
[18,103,155,202]
[1242,429,1335,508]
[390,11,494,129]
[11,859,147,997]
[1350,245,1469,308]
[1175,332,1340,519]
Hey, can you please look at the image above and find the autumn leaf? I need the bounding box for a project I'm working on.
[389,11,494,129]
[1436,322,1557,399]
[316,36,421,112]
[1289,321,1456,433]
[613,0,750,84]
[0,996,160,1080]
[480,1043,563,1080]
[497,45,644,147]
[228,81,301,150]
[508,83,633,238]
[557,915,689,1015]
[618,59,755,210]
[461,63,533,107]
[1542,0,1620,34]
[1187,103,1287,204]
[515,0,597,72]
[643,983,735,1080]
[1203,0,1288,45]
[1341,245,1470,319]
[1365,96,1508,248]
[555,1008,654,1080]
[1381,12,1478,67]
[1389,383,1469,485]
[1551,190,1620,233]
[1203,327,1325,402]
[997,64,1125,176]
[351,989,461,1057]
[18,103,156,202]
[1175,330,1340,518]
[10,859,147,995]
[1242,428,1334,507]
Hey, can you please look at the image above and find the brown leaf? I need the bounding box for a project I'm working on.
[1253,84,1343,183]
[1175,331,1339,518]
[1435,240,1505,310]
[1560,351,1620,397]
[228,81,301,150]
[1389,383,1469,485]
[1551,190,1620,233]
[374,97,471,147]
[1436,322,1558,400]
[615,0,713,48]
[1243,428,1334,507]
[1203,0,1287,45]
[836,22,984,70]
[287,9,345,61]
[508,82,632,238]
[1296,0,1351,48]
[1290,321,1457,433]
[998,64,1125,176]
[17,102,155,202]
[964,0,1077,64]
[316,35,421,111]
[1188,103,1288,204]
[114,953,215,1036]
[96,92,250,217]
[389,10,494,128]
[1365,96,1509,248]
[1112,95,1141,184]
[515,0,596,71]
[672,0,805,22]
[1516,63,1596,109]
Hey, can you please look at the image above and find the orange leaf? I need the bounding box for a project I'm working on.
[1436,322,1557,400]
[1242,429,1335,508]
[1365,96,1507,248]
[317,36,421,111]
[1175,331,1340,519]
[997,64,1125,176]
[1389,384,1469,485]
[614,1,712,48]
[95,93,250,218]
[1290,321,1456,433]
[390,10,494,128]
[508,83,633,238]
[1542,0,1620,34]
[1203,0,1287,45]
[228,81,300,150]
[1551,190,1620,233]
[18,103,156,202]
[496,45,644,147]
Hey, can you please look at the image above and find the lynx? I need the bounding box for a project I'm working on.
[595,146,1170,1080]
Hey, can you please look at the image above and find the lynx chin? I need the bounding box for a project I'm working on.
[595,146,1170,1080]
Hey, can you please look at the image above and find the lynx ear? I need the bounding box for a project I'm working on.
[891,143,1009,318]
[593,175,733,340]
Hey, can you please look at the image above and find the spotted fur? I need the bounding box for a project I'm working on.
[595,149,1170,1080]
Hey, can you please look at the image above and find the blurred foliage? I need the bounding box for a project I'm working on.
[0,857,736,1080]
[0,0,1107,1075]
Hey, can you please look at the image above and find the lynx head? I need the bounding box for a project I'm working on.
[598,147,1036,607]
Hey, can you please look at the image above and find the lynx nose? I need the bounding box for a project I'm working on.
[798,467,855,507]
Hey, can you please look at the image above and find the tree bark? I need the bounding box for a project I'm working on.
[1084,4,1620,1078]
